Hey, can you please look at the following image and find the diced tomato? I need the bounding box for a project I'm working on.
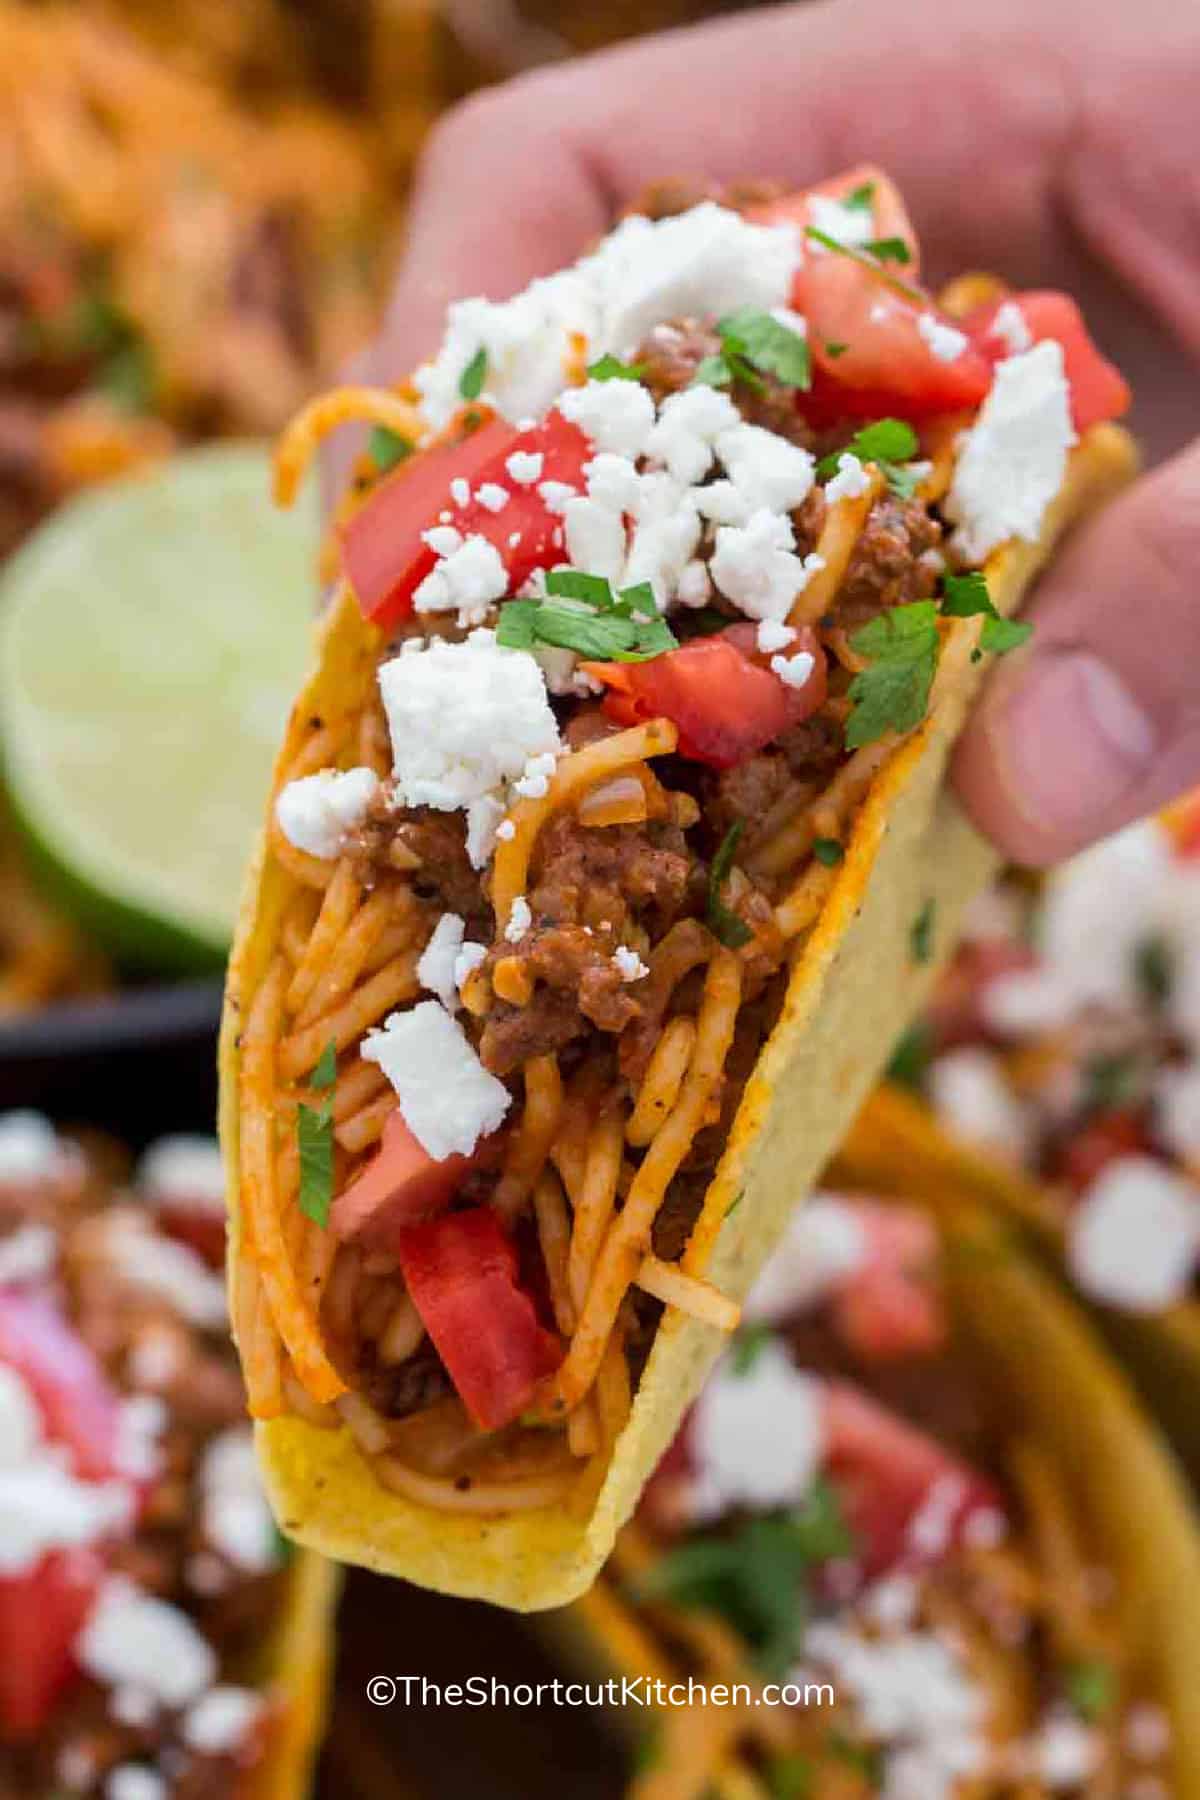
[821,1381,1004,1585]
[341,410,591,628]
[394,1207,562,1432]
[926,938,1040,1051]
[0,1546,101,1740]
[752,166,922,274]
[584,623,827,770]
[1052,1113,1150,1195]
[830,1203,947,1361]
[331,1110,474,1248]
[155,1204,226,1270]
[0,1290,123,1484]
[966,292,1131,431]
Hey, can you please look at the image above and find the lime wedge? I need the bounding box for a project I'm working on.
[0,445,318,972]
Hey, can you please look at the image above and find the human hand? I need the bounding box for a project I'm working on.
[363,0,1200,865]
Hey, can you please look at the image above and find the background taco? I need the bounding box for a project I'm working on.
[553,1191,1200,1797]
[221,167,1138,1609]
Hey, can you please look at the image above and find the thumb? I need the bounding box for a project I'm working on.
[953,440,1200,865]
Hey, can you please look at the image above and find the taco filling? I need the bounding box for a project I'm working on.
[608,1194,1174,1798]
[237,167,1130,1513]
[0,1113,307,1797]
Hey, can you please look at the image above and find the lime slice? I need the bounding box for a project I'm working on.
[0,444,318,972]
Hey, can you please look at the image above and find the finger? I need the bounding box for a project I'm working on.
[952,440,1200,865]
[369,0,1093,380]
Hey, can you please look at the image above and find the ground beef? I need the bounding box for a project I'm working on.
[651,1176,707,1263]
[701,751,794,841]
[836,495,945,630]
[778,706,847,780]
[391,813,481,917]
[530,814,691,938]
[364,1336,453,1421]
[633,318,817,451]
[481,985,588,1077]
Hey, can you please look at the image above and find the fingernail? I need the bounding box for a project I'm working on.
[997,650,1159,841]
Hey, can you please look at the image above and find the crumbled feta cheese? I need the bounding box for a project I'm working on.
[613,946,649,982]
[421,524,462,557]
[475,482,509,514]
[412,533,508,626]
[111,1687,156,1727]
[495,819,516,842]
[137,1136,225,1212]
[505,896,533,943]
[907,1472,971,1560]
[453,941,487,992]
[1067,1157,1200,1312]
[1028,1710,1100,1788]
[101,1213,227,1329]
[563,494,627,583]
[0,1364,42,1468]
[808,193,878,249]
[1156,1063,1200,1161]
[1125,1703,1172,1762]
[201,1428,277,1571]
[465,793,506,868]
[513,751,559,800]
[0,1223,56,1286]
[771,649,816,689]
[77,1578,217,1710]
[0,1110,63,1183]
[757,618,796,654]
[361,1002,510,1159]
[928,1048,1032,1161]
[991,300,1033,356]
[917,312,969,363]
[710,509,815,623]
[114,1395,167,1483]
[944,341,1077,561]
[583,451,642,514]
[415,268,596,431]
[622,491,702,607]
[688,1342,824,1520]
[824,451,872,504]
[538,479,578,514]
[863,1574,920,1632]
[379,631,561,812]
[558,378,656,457]
[1040,821,1181,1014]
[417,913,467,1010]
[107,1768,167,1800]
[979,968,1077,1036]
[183,1686,263,1755]
[713,423,815,517]
[676,559,711,608]
[449,475,471,508]
[645,385,741,485]
[275,766,379,860]
[506,450,543,485]
[744,1196,867,1321]
[0,1456,133,1574]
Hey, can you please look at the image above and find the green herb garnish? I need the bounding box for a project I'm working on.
[942,570,1033,656]
[817,417,921,499]
[497,570,677,664]
[803,226,927,305]
[845,600,940,748]
[1135,935,1174,1009]
[824,340,849,359]
[826,1732,884,1783]
[458,346,488,400]
[693,308,810,393]
[730,1321,774,1375]
[297,1039,337,1228]
[1064,1657,1116,1723]
[843,182,876,212]
[768,1755,813,1799]
[726,1189,745,1218]
[707,822,753,949]
[367,424,413,474]
[865,236,911,265]
[887,1021,932,1093]
[587,353,646,382]
[910,898,937,966]
[1082,1052,1143,1113]
[812,838,844,866]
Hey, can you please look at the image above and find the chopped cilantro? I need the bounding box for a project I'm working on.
[1064,1657,1116,1723]
[824,339,849,359]
[97,338,156,412]
[693,352,735,389]
[769,1755,813,1799]
[791,1478,855,1563]
[865,235,911,265]
[297,1040,337,1228]
[817,417,921,499]
[803,226,927,305]
[1135,934,1174,1009]
[942,570,1032,656]
[910,898,937,965]
[496,570,677,664]
[692,308,810,393]
[845,600,941,748]
[587,353,646,382]
[707,822,753,949]
[458,346,488,400]
[367,424,413,474]
[826,1732,884,1783]
[812,837,844,866]
[726,1189,745,1218]
[730,1320,774,1375]
[633,1728,662,1773]
[887,1021,932,1093]
[1082,1052,1143,1113]
[843,182,876,212]
[270,1520,298,1565]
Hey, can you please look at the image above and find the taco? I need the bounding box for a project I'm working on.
[220,166,1138,1608]
[835,801,1200,1470]
[560,1192,1200,1797]
[0,1112,336,1797]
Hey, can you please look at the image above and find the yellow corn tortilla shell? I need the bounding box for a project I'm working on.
[246,1547,340,1800]
[559,1208,1200,1797]
[835,1080,1200,1476]
[220,420,1137,1611]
